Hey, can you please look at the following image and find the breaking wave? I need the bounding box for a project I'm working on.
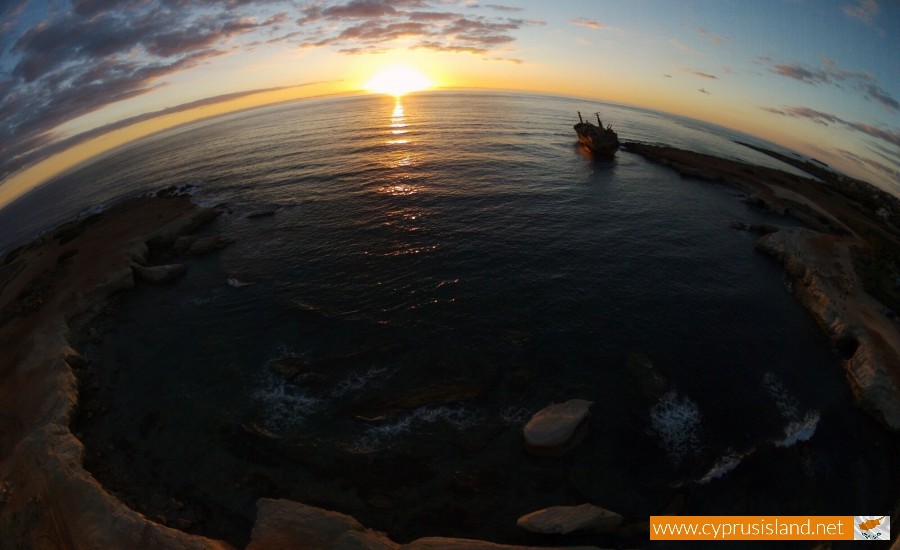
[650,390,703,464]
[775,410,820,447]
[762,372,800,419]
[698,449,754,484]
[252,372,322,434]
[354,405,480,450]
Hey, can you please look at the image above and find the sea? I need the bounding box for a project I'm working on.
[1,92,896,547]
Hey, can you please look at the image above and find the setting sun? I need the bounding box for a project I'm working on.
[364,65,433,97]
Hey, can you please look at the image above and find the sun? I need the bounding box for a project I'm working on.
[364,65,433,97]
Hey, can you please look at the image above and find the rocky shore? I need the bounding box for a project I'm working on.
[623,142,900,432]
[2,139,899,548]
[0,192,610,549]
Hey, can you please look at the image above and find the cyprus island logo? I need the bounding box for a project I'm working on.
[854,516,889,541]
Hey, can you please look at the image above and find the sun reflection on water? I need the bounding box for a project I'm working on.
[388,99,408,140]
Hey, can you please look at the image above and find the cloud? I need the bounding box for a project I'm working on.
[683,68,717,79]
[571,18,604,30]
[863,84,900,112]
[762,105,900,150]
[298,3,536,57]
[1,0,540,181]
[772,63,829,85]
[698,88,710,94]
[485,4,523,12]
[837,148,898,181]
[842,0,880,24]
[668,39,700,55]
[697,27,729,44]
[663,74,672,78]
[763,57,896,113]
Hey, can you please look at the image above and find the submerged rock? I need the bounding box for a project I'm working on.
[626,353,668,402]
[173,235,233,256]
[133,264,186,284]
[523,399,592,452]
[516,503,623,535]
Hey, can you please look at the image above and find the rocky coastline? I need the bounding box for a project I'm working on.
[1,139,899,548]
[0,191,614,549]
[622,142,900,432]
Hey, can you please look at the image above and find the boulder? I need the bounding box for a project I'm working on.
[524,399,592,449]
[516,504,623,535]
[247,498,398,550]
[133,264,186,284]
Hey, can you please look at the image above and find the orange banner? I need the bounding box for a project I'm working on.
[650,516,856,540]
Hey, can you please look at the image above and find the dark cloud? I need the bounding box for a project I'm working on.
[837,148,898,182]
[0,0,294,180]
[322,0,401,19]
[301,7,534,55]
[684,69,717,79]
[772,63,829,84]
[1,0,537,182]
[698,88,710,94]
[864,84,900,112]
[485,4,523,12]
[333,21,430,42]
[408,11,458,21]
[762,105,900,150]
[764,57,896,113]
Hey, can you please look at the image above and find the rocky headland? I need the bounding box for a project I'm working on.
[623,142,900,432]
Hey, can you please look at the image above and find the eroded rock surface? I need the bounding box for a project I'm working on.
[523,399,592,451]
[516,504,623,535]
[756,228,900,431]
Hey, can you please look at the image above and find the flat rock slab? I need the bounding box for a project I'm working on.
[524,399,593,448]
[248,499,606,550]
[516,504,623,535]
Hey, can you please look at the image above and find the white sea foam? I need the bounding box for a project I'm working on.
[76,203,108,219]
[330,366,389,398]
[762,372,800,419]
[650,390,703,464]
[355,405,479,449]
[699,449,753,484]
[253,373,322,434]
[499,405,531,425]
[775,410,820,447]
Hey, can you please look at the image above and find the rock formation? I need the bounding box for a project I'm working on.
[133,263,187,284]
[516,504,623,535]
[0,194,604,550]
[523,399,592,453]
[247,499,606,549]
[755,228,900,431]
